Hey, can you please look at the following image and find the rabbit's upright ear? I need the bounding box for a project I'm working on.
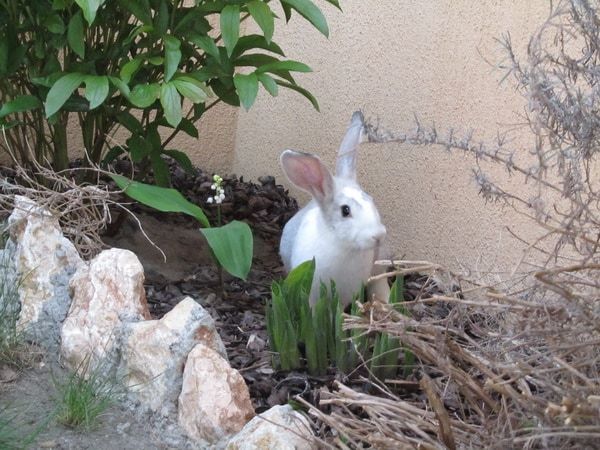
[280,150,334,204]
[335,111,364,181]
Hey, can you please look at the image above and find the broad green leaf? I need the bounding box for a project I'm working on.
[45,72,86,117]
[163,35,181,82]
[117,0,152,24]
[221,4,240,57]
[233,73,259,111]
[75,0,105,25]
[116,111,143,134]
[178,118,199,138]
[126,135,150,162]
[0,96,42,119]
[101,146,124,164]
[232,35,285,59]
[160,82,182,127]
[108,76,131,97]
[257,73,278,96]
[129,83,160,108]
[110,174,210,227]
[247,1,274,43]
[281,0,329,37]
[120,58,142,84]
[173,77,208,103]
[150,151,170,187]
[256,59,311,74]
[67,12,85,58]
[154,0,169,35]
[163,149,194,173]
[235,53,281,68]
[276,80,319,111]
[188,34,220,60]
[200,221,253,280]
[84,75,109,109]
[43,13,65,34]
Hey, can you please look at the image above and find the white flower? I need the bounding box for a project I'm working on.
[207,197,214,204]
[211,184,216,190]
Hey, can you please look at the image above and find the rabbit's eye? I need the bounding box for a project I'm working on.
[341,204,351,217]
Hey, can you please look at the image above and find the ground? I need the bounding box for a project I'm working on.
[0,165,440,449]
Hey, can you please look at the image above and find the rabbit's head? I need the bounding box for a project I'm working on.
[280,112,386,251]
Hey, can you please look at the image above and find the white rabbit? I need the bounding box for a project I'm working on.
[279,111,390,307]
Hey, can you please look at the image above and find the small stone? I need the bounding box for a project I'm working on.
[178,343,254,443]
[226,405,314,450]
[118,297,226,415]
[60,248,150,373]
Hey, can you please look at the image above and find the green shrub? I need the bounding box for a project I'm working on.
[0,0,337,180]
[267,259,415,379]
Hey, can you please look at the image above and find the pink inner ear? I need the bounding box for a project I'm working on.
[282,152,331,199]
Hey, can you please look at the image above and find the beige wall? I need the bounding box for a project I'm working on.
[231,1,551,274]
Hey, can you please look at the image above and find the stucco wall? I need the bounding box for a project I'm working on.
[231,1,551,274]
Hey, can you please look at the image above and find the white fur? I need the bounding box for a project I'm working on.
[279,112,389,306]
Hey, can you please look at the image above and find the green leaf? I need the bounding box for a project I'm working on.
[84,75,109,109]
[256,59,312,74]
[120,58,142,84]
[220,4,240,57]
[281,0,329,37]
[108,76,131,97]
[200,221,253,280]
[163,35,181,83]
[233,73,259,111]
[43,13,65,34]
[116,111,143,134]
[110,174,210,227]
[324,0,341,10]
[67,12,85,58]
[232,35,285,59]
[129,83,160,108]
[172,77,208,103]
[126,135,150,162]
[74,0,105,25]
[160,82,182,127]
[45,72,86,117]
[276,80,319,111]
[101,146,124,164]
[247,1,274,44]
[257,73,278,96]
[150,152,170,187]
[188,34,220,60]
[117,0,152,24]
[0,96,42,119]
[163,149,194,173]
[153,0,169,35]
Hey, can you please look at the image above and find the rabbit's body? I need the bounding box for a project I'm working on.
[279,112,389,306]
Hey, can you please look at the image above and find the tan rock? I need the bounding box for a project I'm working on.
[6,196,83,350]
[178,343,254,443]
[118,296,226,415]
[226,405,314,450]
[60,248,150,372]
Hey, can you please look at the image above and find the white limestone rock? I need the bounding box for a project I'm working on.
[178,343,254,444]
[226,405,314,450]
[118,296,226,415]
[6,196,83,351]
[60,248,150,372]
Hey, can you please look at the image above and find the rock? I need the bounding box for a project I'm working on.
[226,405,314,450]
[178,343,254,444]
[6,196,83,351]
[118,296,227,415]
[60,248,150,372]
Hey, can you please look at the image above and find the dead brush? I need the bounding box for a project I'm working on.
[300,1,600,448]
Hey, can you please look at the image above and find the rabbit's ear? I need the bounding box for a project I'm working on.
[335,111,364,181]
[280,150,334,203]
